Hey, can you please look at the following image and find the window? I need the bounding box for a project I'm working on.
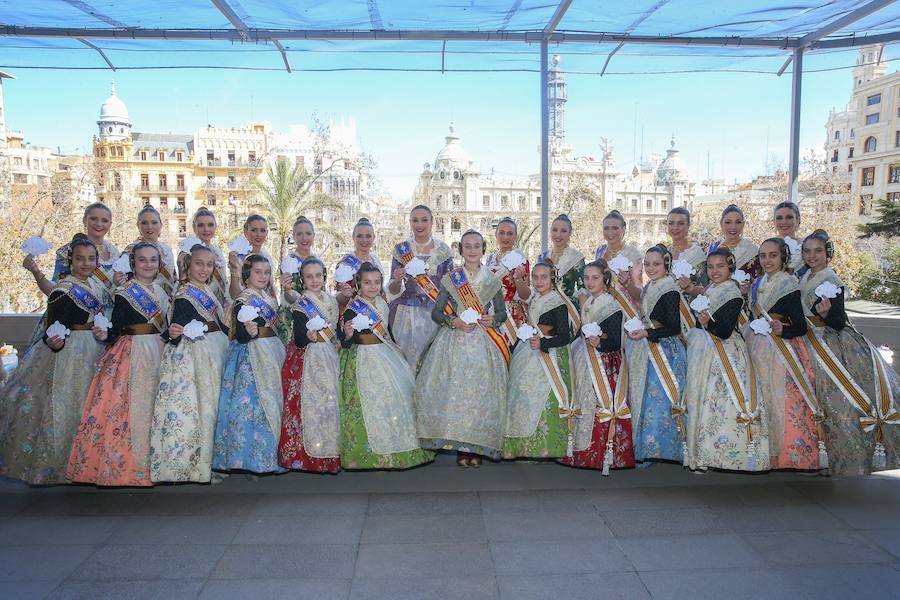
[518,195,526,211]
[861,166,875,186]
[646,198,652,210]
[536,196,541,207]
[866,113,880,125]
[206,151,214,165]
[896,131,900,148]
[631,198,638,210]
[158,150,165,161]
[661,198,667,211]
[888,192,900,203]
[451,218,461,233]
[452,194,461,208]
[227,151,235,166]
[176,151,183,162]
[435,194,444,209]
[160,197,169,209]
[834,131,841,141]
[345,160,352,170]
[616,198,623,209]
[113,173,121,191]
[176,198,186,212]
[850,129,855,139]
[159,174,167,190]
[176,174,185,191]
[139,150,147,161]
[178,218,187,236]
[831,150,839,162]
[832,165,838,174]
[142,197,150,206]
[482,195,490,209]
[501,195,510,209]
[865,136,877,153]
[249,151,256,163]
[848,164,853,173]
[890,164,900,184]
[435,217,444,232]
[207,194,217,206]
[849,147,854,158]
[867,93,881,106]
[140,174,149,190]
[859,194,873,216]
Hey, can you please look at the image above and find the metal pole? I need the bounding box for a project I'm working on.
[540,40,549,253]
[788,48,802,204]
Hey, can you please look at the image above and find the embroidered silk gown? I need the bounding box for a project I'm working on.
[745,271,819,470]
[389,239,454,370]
[485,249,531,329]
[123,240,177,297]
[416,267,509,460]
[149,283,229,483]
[0,276,106,484]
[800,267,900,474]
[338,296,433,469]
[630,277,689,463]
[503,290,574,459]
[684,281,770,472]
[278,290,342,473]
[67,280,169,486]
[562,292,635,470]
[213,288,287,474]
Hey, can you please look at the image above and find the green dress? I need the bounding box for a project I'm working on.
[540,246,585,311]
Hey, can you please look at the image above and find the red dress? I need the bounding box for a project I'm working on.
[278,340,341,473]
[561,350,636,470]
[486,251,530,328]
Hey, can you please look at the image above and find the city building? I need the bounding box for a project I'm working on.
[414,55,697,252]
[825,44,900,218]
[91,82,367,242]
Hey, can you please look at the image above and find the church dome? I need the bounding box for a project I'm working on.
[656,136,688,185]
[433,122,471,176]
[99,81,130,125]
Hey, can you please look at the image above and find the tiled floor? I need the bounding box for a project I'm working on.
[1,458,899,599]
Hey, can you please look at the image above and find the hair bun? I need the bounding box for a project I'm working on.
[357,217,370,224]
[812,228,829,239]
[72,233,89,243]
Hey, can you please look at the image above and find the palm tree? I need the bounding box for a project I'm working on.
[252,158,343,260]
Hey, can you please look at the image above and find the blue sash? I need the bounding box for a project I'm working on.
[395,241,412,259]
[65,282,103,316]
[750,276,764,308]
[339,254,364,272]
[124,282,164,329]
[185,284,218,319]
[348,297,382,327]
[248,294,277,327]
[595,243,608,261]
[295,294,335,341]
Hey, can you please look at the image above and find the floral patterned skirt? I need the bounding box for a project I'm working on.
[560,351,635,470]
[633,337,687,464]
[212,341,287,474]
[338,347,433,470]
[278,342,341,473]
[67,334,163,487]
[0,332,102,484]
[765,338,819,471]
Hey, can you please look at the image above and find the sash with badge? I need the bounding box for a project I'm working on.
[121,281,166,331]
[394,241,453,316]
[295,294,336,342]
[449,269,510,367]
[247,293,278,328]
[347,296,403,355]
[50,280,103,327]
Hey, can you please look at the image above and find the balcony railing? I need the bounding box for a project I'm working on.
[204,181,218,189]
[138,184,187,193]
[206,158,221,166]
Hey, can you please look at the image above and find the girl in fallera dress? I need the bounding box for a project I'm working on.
[339,262,433,470]
[67,243,169,487]
[667,206,708,297]
[22,203,120,347]
[387,205,454,370]
[416,230,509,468]
[178,207,228,307]
[595,210,643,309]
[485,217,531,341]
[503,261,575,459]
[684,248,770,472]
[277,216,317,342]
[562,259,635,472]
[773,201,805,274]
[800,231,900,475]
[122,205,176,296]
[335,218,385,308]
[149,245,229,483]
[746,238,823,471]
[538,214,585,310]
[0,236,106,484]
[228,214,274,302]
[213,254,287,474]
[278,259,342,473]
[708,204,759,297]
[627,245,689,465]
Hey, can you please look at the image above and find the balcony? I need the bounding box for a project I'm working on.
[138,184,187,193]
[204,180,218,189]
[206,158,221,167]
[172,206,187,214]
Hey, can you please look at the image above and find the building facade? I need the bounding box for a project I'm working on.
[414,55,697,253]
[825,44,900,219]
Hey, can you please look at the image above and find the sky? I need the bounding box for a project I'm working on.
[0,42,891,202]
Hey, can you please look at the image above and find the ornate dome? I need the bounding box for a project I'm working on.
[656,136,688,185]
[433,122,472,176]
[99,81,130,125]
